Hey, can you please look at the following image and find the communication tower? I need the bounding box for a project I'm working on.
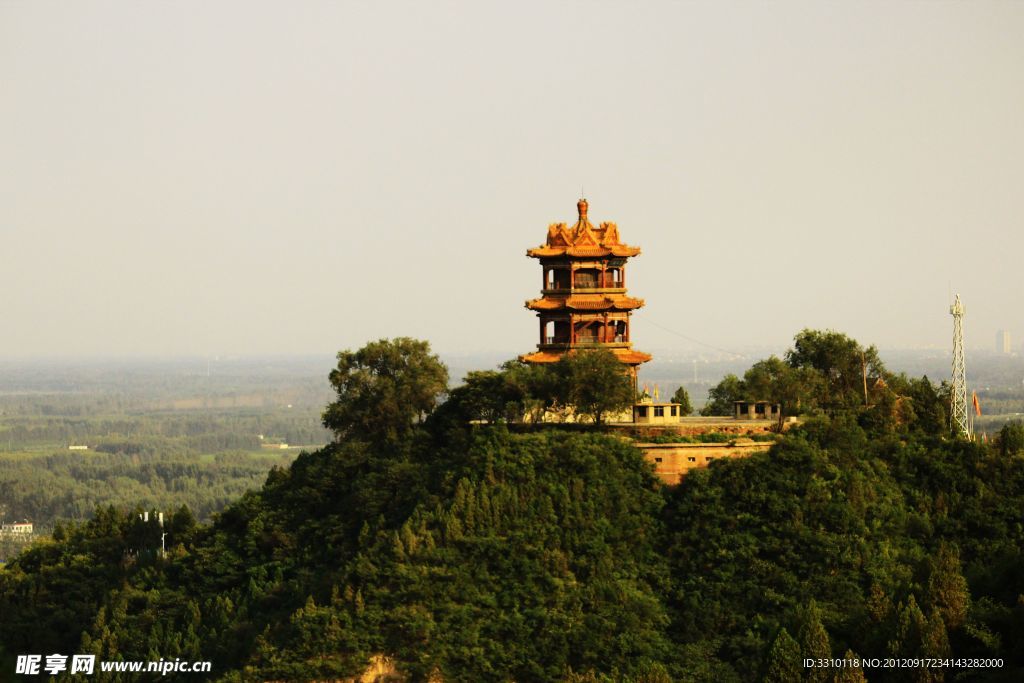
[949,295,970,437]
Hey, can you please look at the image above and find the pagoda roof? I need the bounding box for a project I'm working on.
[525,294,644,311]
[519,348,653,365]
[527,199,640,259]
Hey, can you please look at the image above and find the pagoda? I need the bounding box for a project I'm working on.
[520,198,652,385]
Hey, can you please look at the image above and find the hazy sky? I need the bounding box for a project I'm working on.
[3,1,1022,359]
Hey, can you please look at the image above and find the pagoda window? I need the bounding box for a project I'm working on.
[574,321,599,344]
[543,320,569,345]
[612,319,628,343]
[547,268,570,290]
[574,269,599,289]
[545,320,569,345]
[606,268,622,288]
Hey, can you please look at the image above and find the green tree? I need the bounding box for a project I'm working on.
[889,595,927,660]
[904,375,948,436]
[833,650,867,683]
[743,355,823,417]
[171,504,197,536]
[761,627,801,683]
[785,329,888,413]
[797,599,831,683]
[998,420,1024,456]
[671,386,693,416]
[322,338,448,444]
[700,374,744,416]
[921,609,951,663]
[555,349,635,425]
[444,370,521,424]
[501,360,562,423]
[925,542,969,630]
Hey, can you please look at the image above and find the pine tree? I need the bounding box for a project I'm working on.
[926,542,969,630]
[797,599,831,683]
[867,582,892,623]
[671,386,693,416]
[889,595,927,660]
[919,610,951,682]
[762,627,801,683]
[833,650,868,683]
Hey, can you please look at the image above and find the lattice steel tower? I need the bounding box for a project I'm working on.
[949,294,970,437]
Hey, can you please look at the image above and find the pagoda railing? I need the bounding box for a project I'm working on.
[542,285,625,293]
[542,337,628,346]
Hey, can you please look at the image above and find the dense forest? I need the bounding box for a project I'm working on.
[0,450,295,539]
[1,333,1023,681]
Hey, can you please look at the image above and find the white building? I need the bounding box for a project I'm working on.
[1,521,33,535]
[996,330,1011,354]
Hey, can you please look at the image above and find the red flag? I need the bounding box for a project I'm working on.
[972,391,981,416]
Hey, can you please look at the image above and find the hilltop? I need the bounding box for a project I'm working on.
[1,333,1023,682]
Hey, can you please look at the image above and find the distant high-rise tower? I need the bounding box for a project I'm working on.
[996,329,1011,354]
[950,295,970,438]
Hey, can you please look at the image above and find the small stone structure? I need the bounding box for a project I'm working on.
[638,440,772,485]
[633,396,682,424]
[733,400,781,421]
[620,415,796,484]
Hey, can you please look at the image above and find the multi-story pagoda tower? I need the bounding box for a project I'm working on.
[520,198,652,386]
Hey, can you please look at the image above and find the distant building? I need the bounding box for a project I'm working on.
[733,400,781,421]
[633,395,682,424]
[996,330,1011,354]
[1,520,33,535]
[68,445,89,450]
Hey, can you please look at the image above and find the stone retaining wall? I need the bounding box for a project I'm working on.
[638,441,773,485]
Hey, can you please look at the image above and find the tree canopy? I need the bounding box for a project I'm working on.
[700,373,745,416]
[700,329,943,425]
[322,337,449,444]
[554,349,635,425]
[671,386,693,416]
[434,350,634,426]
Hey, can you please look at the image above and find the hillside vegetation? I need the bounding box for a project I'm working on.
[1,333,1023,682]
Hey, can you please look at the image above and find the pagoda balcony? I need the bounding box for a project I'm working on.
[542,285,626,294]
[540,339,632,350]
[546,335,628,344]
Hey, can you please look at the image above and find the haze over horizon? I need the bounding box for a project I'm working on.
[3,2,1022,359]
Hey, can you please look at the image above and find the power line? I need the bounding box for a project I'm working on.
[642,318,747,358]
